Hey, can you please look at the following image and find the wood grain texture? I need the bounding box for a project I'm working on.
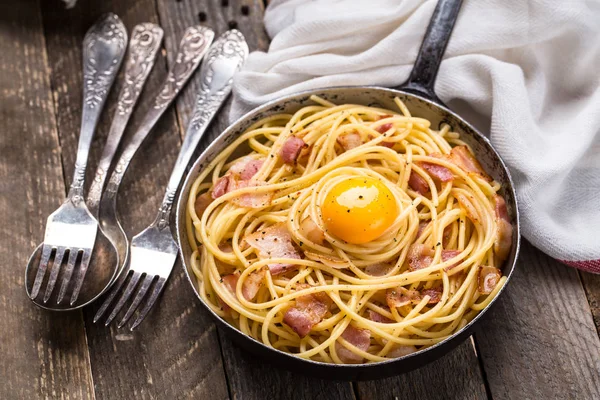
[356,340,487,400]
[474,241,600,399]
[8,1,597,400]
[220,337,355,400]
[580,271,600,337]
[0,0,94,398]
[40,0,229,398]
[155,1,354,398]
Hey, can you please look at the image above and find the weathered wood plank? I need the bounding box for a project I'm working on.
[40,0,229,398]
[474,241,600,399]
[356,340,488,400]
[155,0,353,398]
[580,271,600,338]
[220,340,355,400]
[0,0,94,398]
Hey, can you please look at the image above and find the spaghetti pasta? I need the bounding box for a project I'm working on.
[185,96,511,364]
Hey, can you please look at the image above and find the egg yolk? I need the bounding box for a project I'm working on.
[321,177,398,244]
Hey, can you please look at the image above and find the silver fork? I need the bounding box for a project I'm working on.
[28,14,127,305]
[86,23,164,278]
[92,26,216,324]
[96,30,249,330]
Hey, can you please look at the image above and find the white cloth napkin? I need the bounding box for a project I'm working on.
[230,0,600,272]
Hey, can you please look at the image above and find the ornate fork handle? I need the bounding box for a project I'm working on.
[102,26,214,202]
[69,13,127,204]
[154,30,249,230]
[87,23,163,217]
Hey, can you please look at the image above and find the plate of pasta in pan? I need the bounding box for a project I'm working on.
[175,0,519,380]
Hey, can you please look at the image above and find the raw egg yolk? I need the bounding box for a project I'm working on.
[321,177,398,244]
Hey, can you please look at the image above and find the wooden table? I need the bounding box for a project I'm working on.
[2,0,600,398]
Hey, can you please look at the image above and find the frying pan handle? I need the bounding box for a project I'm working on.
[397,0,463,106]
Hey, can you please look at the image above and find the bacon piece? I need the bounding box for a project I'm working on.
[218,273,240,312]
[229,180,274,209]
[364,262,392,276]
[283,288,332,337]
[268,264,299,276]
[335,325,371,364]
[366,309,393,323]
[387,345,417,358]
[449,145,491,181]
[370,290,388,305]
[478,265,502,294]
[419,162,454,183]
[337,132,362,151]
[454,191,480,223]
[280,136,307,164]
[442,249,462,270]
[230,191,273,208]
[493,194,512,265]
[229,156,264,180]
[194,192,212,218]
[219,242,233,253]
[421,287,442,304]
[211,175,231,199]
[221,273,239,294]
[376,123,393,134]
[240,159,264,180]
[379,114,393,120]
[212,159,269,204]
[408,170,430,195]
[300,217,325,245]
[408,244,435,271]
[242,268,266,301]
[304,251,347,269]
[386,287,422,308]
[387,286,442,309]
[291,143,313,166]
[244,223,302,275]
[443,225,452,246]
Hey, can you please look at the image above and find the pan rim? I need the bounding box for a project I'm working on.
[175,84,521,371]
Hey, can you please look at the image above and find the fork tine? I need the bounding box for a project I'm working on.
[129,277,167,330]
[69,249,92,305]
[30,245,54,300]
[117,274,156,328]
[105,271,142,326]
[57,249,81,304]
[93,271,129,323]
[43,247,67,303]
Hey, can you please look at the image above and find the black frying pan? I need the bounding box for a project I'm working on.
[175,0,520,380]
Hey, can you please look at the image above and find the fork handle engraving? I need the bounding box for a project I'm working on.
[68,14,127,204]
[154,30,249,230]
[87,23,163,217]
[102,26,214,202]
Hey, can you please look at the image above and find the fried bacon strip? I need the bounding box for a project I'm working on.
[494,194,513,264]
[337,132,362,151]
[386,286,442,309]
[280,136,307,164]
[283,286,332,337]
[335,325,371,364]
[244,223,302,275]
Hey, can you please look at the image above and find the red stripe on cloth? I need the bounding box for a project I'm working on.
[559,259,600,274]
